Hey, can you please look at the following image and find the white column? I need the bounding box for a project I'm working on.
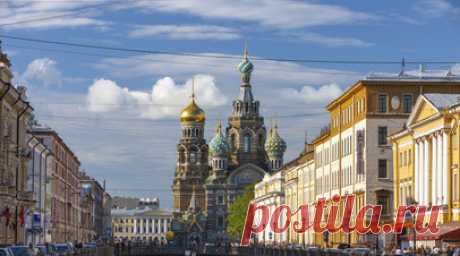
[415,142,420,203]
[134,218,137,234]
[158,218,162,234]
[419,140,425,204]
[149,218,153,234]
[442,131,449,205]
[437,131,443,204]
[432,135,438,204]
[424,138,430,206]
[164,219,167,233]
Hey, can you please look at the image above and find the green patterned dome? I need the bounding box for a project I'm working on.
[209,122,229,156]
[237,57,254,74]
[265,125,286,156]
[237,46,254,83]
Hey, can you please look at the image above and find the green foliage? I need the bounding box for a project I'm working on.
[226,183,255,240]
[165,231,174,241]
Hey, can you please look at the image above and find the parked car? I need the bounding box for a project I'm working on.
[453,248,460,256]
[53,244,73,256]
[8,246,35,256]
[81,243,96,249]
[305,246,321,255]
[348,247,372,256]
[324,248,342,255]
[0,247,14,256]
[337,243,351,250]
[35,245,57,256]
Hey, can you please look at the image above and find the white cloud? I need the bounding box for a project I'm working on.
[291,33,374,47]
[130,0,373,29]
[413,0,460,17]
[129,24,240,40]
[0,1,110,30]
[21,58,63,87]
[87,79,128,112]
[86,75,227,119]
[280,84,343,104]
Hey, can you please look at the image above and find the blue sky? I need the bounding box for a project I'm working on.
[1,0,459,209]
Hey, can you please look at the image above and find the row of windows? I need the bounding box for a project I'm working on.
[116,218,171,224]
[315,165,366,193]
[315,135,352,167]
[378,94,413,113]
[331,97,366,129]
[115,226,167,234]
[342,166,353,187]
[229,134,265,153]
[216,194,235,205]
[342,135,352,156]
[399,149,412,167]
[212,159,227,170]
[316,126,388,168]
[182,127,203,138]
[399,182,413,205]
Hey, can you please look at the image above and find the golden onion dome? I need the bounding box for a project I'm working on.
[180,99,205,123]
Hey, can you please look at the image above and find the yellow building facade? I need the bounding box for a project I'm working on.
[253,144,314,246]
[284,149,315,245]
[390,94,460,246]
[312,77,460,248]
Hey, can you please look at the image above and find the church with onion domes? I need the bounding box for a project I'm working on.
[171,46,287,244]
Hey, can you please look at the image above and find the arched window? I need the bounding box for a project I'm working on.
[178,148,185,163]
[243,134,251,153]
[231,134,237,151]
[189,147,197,163]
[258,134,264,147]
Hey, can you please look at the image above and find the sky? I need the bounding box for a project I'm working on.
[1,0,460,209]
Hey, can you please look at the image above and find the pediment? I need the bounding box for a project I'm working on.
[407,95,439,127]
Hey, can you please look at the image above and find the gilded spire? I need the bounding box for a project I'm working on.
[191,77,196,101]
[180,77,205,123]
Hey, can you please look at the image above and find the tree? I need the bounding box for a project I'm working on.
[165,231,175,241]
[226,183,255,240]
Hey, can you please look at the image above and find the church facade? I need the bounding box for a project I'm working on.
[171,48,287,243]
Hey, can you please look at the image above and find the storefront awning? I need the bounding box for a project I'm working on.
[408,222,460,241]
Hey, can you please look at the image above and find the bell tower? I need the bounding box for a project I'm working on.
[226,45,268,170]
[172,80,208,212]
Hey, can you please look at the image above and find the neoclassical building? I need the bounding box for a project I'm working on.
[171,48,287,243]
[390,93,460,248]
[112,198,172,242]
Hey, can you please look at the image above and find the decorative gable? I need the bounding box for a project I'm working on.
[407,95,440,127]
